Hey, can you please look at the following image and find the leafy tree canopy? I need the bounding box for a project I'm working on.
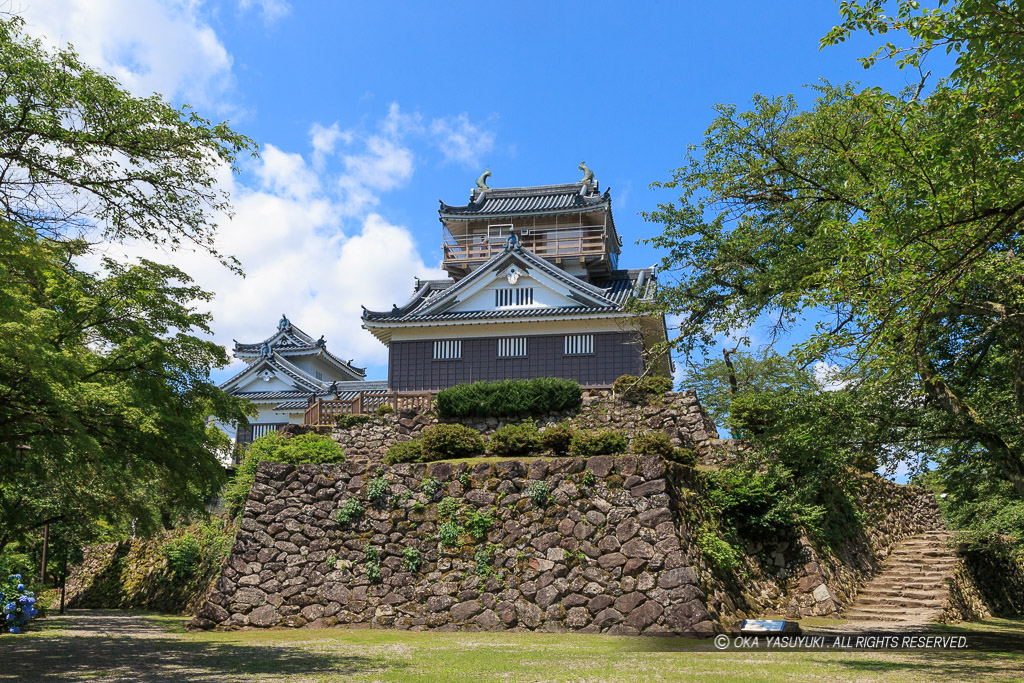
[0,14,256,555]
[641,0,1024,512]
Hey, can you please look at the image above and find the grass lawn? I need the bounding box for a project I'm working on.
[3,610,1023,682]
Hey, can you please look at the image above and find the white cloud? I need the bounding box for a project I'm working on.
[336,135,415,216]
[309,122,350,170]
[813,361,850,391]
[429,113,496,167]
[18,0,234,109]
[254,144,320,200]
[238,0,291,25]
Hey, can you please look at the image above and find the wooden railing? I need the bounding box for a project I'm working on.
[303,392,432,426]
[442,225,608,267]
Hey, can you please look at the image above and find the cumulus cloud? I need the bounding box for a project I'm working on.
[309,122,350,171]
[18,0,234,109]
[238,0,291,25]
[429,113,496,167]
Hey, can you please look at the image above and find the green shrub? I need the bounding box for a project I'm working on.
[435,378,582,418]
[420,476,442,499]
[488,422,540,457]
[437,521,461,547]
[669,447,698,467]
[367,476,389,505]
[438,496,458,521]
[632,431,675,457]
[474,545,494,576]
[464,509,495,541]
[696,525,741,573]
[385,439,423,465]
[363,544,382,583]
[402,546,422,572]
[527,481,550,508]
[581,471,596,488]
[376,404,395,416]
[335,414,372,429]
[538,422,575,455]
[613,374,673,400]
[334,498,364,525]
[569,430,628,456]
[224,432,345,517]
[160,520,235,580]
[420,424,484,461]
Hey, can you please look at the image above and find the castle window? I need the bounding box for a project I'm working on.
[497,337,527,358]
[495,287,534,307]
[564,334,594,355]
[315,370,323,380]
[433,340,462,360]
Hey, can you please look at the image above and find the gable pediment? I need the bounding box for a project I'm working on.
[414,247,615,317]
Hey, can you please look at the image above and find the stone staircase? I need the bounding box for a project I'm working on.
[842,529,957,626]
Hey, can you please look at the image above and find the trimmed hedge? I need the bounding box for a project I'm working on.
[435,378,582,419]
[384,439,423,465]
[539,422,575,456]
[569,430,628,456]
[488,422,540,457]
[612,374,674,400]
[420,424,485,461]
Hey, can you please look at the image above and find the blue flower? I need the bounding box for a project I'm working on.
[4,614,12,622]
[4,602,13,613]
[8,626,19,634]
[15,584,24,591]
[13,575,20,580]
[29,608,37,617]
[27,597,34,604]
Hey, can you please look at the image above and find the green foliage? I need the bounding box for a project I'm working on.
[581,471,596,488]
[420,424,484,461]
[668,448,698,467]
[0,14,255,554]
[438,497,458,521]
[527,481,551,508]
[474,545,494,576]
[696,525,741,574]
[613,374,674,400]
[569,430,628,457]
[334,499,364,526]
[437,521,461,547]
[632,431,676,458]
[334,415,372,429]
[160,520,234,580]
[367,477,389,505]
[538,423,576,456]
[385,439,423,465]
[224,433,345,517]
[420,476,442,499]
[640,1,1024,547]
[402,546,422,572]
[488,422,540,458]
[459,471,472,489]
[464,509,495,541]
[703,465,823,541]
[435,378,582,419]
[376,404,395,416]
[364,544,382,582]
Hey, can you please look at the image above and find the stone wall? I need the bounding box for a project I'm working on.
[327,390,719,463]
[65,521,234,615]
[190,453,942,633]
[942,540,1024,622]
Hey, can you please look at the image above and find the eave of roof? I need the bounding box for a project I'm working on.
[438,182,610,217]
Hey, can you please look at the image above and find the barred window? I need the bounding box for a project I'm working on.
[497,337,527,358]
[315,370,323,380]
[564,334,594,355]
[433,340,462,360]
[495,287,534,307]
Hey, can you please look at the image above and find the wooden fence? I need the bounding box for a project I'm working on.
[303,392,432,426]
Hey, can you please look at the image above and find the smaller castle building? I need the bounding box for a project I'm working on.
[220,314,385,444]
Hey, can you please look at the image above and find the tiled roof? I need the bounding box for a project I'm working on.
[234,390,314,401]
[269,380,389,410]
[363,246,655,325]
[439,182,610,217]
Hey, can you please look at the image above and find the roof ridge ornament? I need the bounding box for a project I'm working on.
[578,161,595,187]
[472,168,491,202]
[504,228,520,251]
[278,313,291,331]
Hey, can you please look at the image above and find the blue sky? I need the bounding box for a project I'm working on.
[21,0,927,385]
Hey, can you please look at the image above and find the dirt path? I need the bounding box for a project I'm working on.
[0,610,376,682]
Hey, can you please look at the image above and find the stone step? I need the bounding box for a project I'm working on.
[857,587,948,600]
[856,596,946,608]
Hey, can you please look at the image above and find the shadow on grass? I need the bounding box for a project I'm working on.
[0,612,398,682]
